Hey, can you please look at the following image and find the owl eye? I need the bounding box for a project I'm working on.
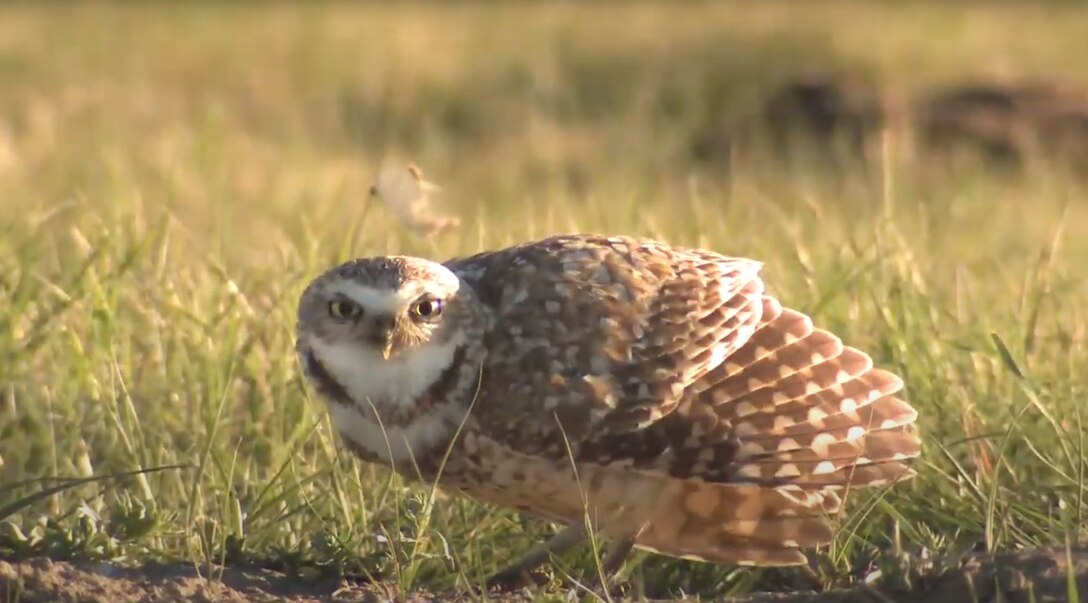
[411,297,443,321]
[328,299,363,321]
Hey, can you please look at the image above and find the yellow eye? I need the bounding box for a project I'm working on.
[328,299,362,320]
[411,298,443,321]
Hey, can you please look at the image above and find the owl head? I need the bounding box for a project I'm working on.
[296,256,469,361]
[296,255,487,466]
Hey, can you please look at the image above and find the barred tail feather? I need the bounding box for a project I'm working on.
[692,295,921,490]
[638,481,841,565]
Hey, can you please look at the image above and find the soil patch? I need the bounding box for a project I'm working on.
[3,548,1088,602]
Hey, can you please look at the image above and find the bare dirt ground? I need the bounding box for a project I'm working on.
[3,548,1088,602]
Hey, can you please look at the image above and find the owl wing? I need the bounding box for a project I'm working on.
[448,234,919,491]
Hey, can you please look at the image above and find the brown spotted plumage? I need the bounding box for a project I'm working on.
[295,233,920,584]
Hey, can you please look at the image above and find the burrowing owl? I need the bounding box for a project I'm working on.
[295,234,920,585]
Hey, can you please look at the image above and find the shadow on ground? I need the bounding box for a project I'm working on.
[2,548,1086,602]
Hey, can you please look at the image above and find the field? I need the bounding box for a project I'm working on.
[2,1,1088,601]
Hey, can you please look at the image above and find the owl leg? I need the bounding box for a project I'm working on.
[485,521,587,589]
[599,529,640,576]
[588,522,648,589]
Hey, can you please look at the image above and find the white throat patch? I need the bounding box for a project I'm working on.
[310,334,465,464]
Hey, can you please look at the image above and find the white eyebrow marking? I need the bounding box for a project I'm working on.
[329,283,423,314]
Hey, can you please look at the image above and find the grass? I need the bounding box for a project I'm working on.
[1,0,1088,599]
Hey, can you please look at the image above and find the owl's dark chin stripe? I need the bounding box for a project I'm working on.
[300,346,354,407]
[419,344,468,408]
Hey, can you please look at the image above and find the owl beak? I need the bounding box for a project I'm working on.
[370,315,396,359]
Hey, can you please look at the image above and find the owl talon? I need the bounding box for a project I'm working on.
[483,567,537,591]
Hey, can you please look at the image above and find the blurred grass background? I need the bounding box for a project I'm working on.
[2,1,1088,598]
